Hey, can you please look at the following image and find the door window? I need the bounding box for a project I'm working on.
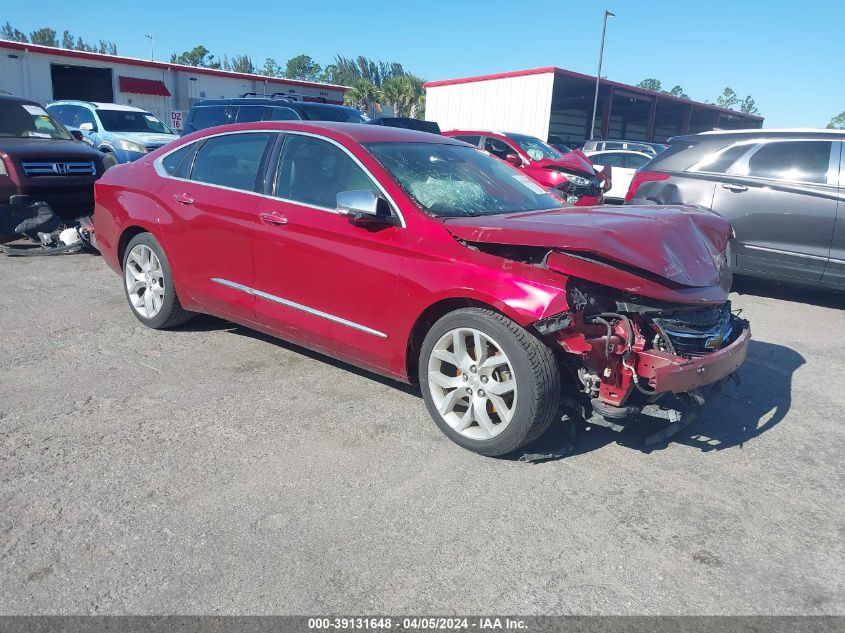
[742,141,832,184]
[235,105,264,123]
[190,132,274,191]
[275,134,379,209]
[484,137,516,160]
[595,152,624,167]
[266,106,301,121]
[624,153,650,169]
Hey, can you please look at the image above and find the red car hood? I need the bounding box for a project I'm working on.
[443,205,733,288]
[533,150,596,176]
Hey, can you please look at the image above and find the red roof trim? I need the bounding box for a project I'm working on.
[0,39,348,92]
[119,75,171,97]
[424,66,764,121]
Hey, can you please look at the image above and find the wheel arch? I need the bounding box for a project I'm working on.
[405,297,516,384]
[117,225,154,268]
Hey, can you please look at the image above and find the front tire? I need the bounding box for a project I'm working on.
[419,308,560,456]
[122,233,192,329]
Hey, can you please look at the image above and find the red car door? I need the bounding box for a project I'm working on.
[252,132,406,373]
[158,131,276,321]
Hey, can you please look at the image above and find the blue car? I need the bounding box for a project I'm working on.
[46,101,179,166]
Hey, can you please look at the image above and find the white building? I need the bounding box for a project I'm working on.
[425,67,763,144]
[0,39,348,131]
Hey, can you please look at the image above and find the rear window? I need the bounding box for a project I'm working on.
[190,132,274,191]
[452,135,481,146]
[297,104,368,123]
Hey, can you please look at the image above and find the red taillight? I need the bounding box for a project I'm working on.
[624,171,669,203]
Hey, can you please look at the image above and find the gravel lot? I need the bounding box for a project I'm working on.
[1,252,843,615]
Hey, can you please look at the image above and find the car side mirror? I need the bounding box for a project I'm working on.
[337,190,396,225]
[69,129,84,142]
[79,122,96,132]
[504,153,522,167]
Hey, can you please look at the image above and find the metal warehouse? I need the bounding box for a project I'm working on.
[0,40,347,131]
[425,67,764,144]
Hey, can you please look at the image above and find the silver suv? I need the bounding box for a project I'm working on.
[626,129,844,290]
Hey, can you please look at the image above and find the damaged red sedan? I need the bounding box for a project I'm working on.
[94,122,750,456]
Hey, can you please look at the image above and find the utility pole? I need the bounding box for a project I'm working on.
[146,33,154,61]
[589,10,614,140]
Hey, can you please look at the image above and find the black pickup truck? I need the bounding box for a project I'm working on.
[1,94,105,240]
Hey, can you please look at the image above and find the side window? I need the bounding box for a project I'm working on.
[190,132,273,191]
[595,152,624,167]
[484,137,516,160]
[453,135,481,147]
[266,106,301,121]
[275,134,379,209]
[188,106,232,131]
[235,105,264,123]
[625,153,650,169]
[695,143,752,173]
[76,107,97,129]
[743,141,832,184]
[161,143,195,177]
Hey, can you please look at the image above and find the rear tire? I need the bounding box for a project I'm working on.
[122,232,192,329]
[419,308,560,456]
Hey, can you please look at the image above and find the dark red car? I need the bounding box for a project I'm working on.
[442,130,607,205]
[95,121,750,456]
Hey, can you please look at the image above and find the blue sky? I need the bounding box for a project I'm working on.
[4,0,843,127]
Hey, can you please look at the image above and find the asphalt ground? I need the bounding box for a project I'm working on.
[1,252,843,614]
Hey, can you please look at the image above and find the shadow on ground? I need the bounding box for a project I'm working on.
[522,339,805,461]
[172,316,803,462]
[732,276,844,310]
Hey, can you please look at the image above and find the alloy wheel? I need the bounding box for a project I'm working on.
[125,244,165,319]
[427,327,518,440]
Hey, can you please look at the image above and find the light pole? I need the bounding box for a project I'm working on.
[589,10,614,141]
[146,33,154,61]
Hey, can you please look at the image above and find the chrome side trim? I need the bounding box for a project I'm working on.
[210,277,388,338]
[744,244,828,262]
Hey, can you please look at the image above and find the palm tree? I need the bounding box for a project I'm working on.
[344,79,379,114]
[378,76,405,117]
[378,75,425,118]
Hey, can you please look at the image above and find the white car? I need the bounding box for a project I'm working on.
[585,150,653,202]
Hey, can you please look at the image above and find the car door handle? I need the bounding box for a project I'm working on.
[260,211,289,226]
[721,183,748,192]
[172,193,194,205]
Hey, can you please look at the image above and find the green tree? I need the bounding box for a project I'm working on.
[637,78,663,92]
[29,27,58,47]
[827,111,845,129]
[343,79,379,112]
[61,30,74,48]
[231,54,255,74]
[1,22,28,42]
[716,87,739,109]
[284,54,322,81]
[259,58,282,77]
[170,45,217,67]
[378,75,425,117]
[739,95,759,115]
[668,85,689,99]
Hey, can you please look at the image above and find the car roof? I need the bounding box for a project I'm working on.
[192,98,358,111]
[673,128,845,142]
[181,121,467,145]
[585,149,653,157]
[0,93,40,106]
[49,100,147,112]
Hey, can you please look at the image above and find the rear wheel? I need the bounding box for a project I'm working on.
[122,233,191,329]
[419,308,560,456]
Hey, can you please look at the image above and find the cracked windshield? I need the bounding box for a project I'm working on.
[366,142,564,217]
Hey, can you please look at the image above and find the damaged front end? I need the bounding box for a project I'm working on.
[545,278,749,443]
[443,204,751,444]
